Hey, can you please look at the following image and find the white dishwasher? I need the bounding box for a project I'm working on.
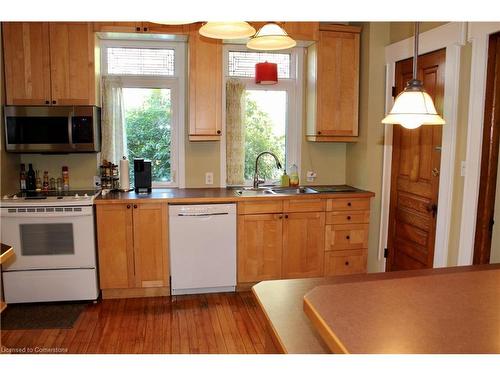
[169,203,236,296]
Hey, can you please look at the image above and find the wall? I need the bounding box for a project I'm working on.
[389,22,448,44]
[0,26,20,196]
[346,22,391,272]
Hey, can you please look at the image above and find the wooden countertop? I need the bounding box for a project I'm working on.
[251,264,500,354]
[304,266,500,354]
[95,186,375,204]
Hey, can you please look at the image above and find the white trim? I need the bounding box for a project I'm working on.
[100,39,186,188]
[379,22,466,270]
[458,22,500,265]
[220,45,304,187]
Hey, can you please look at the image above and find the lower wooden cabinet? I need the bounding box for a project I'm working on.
[96,203,169,296]
[324,249,367,276]
[282,212,325,279]
[238,201,328,283]
[237,213,283,283]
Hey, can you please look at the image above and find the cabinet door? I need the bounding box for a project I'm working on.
[132,203,169,288]
[316,29,359,136]
[49,22,96,105]
[2,22,51,105]
[188,26,222,140]
[282,22,319,41]
[238,214,283,283]
[96,204,135,289]
[282,212,325,278]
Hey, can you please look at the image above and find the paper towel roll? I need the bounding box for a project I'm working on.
[119,157,130,191]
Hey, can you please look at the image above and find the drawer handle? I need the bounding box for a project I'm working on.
[347,216,351,220]
[347,202,352,207]
[346,235,350,240]
[345,261,350,266]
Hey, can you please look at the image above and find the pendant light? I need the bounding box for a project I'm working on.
[255,62,278,85]
[246,22,296,51]
[381,22,445,129]
[198,22,256,40]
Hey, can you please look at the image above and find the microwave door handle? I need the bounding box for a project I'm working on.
[68,113,74,149]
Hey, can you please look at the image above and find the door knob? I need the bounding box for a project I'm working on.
[426,203,438,217]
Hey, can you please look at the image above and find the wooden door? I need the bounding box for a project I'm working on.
[132,203,169,288]
[188,24,222,141]
[237,214,283,283]
[96,204,135,289]
[282,212,325,278]
[2,22,51,105]
[386,48,446,271]
[316,28,360,137]
[49,22,96,105]
[474,32,500,264]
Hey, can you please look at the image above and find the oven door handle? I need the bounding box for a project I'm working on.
[1,211,93,218]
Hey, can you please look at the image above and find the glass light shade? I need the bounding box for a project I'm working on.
[382,82,445,129]
[246,23,296,51]
[199,22,256,39]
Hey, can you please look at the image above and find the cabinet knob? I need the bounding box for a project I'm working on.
[347,216,351,220]
[285,214,289,219]
[52,100,56,104]
[133,204,138,209]
[136,26,141,31]
[345,261,350,266]
[278,215,283,219]
[143,27,148,32]
[346,235,350,240]
[317,131,322,135]
[347,202,352,207]
[217,130,222,135]
[127,204,131,209]
[45,100,50,104]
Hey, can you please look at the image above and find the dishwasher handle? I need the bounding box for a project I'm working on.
[177,212,229,217]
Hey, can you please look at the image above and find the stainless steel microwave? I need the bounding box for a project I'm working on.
[4,106,101,153]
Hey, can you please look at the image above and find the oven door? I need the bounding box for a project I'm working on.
[0,206,96,271]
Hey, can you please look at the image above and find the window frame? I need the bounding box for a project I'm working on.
[221,44,304,187]
[100,39,186,188]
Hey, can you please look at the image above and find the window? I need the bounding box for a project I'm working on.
[102,40,185,187]
[224,46,303,185]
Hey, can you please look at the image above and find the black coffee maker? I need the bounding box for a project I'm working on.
[133,158,152,194]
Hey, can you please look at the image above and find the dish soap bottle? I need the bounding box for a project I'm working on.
[289,164,299,187]
[280,170,290,187]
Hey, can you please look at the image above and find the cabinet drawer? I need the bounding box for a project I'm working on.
[238,200,283,215]
[324,249,367,276]
[325,223,368,251]
[283,199,326,213]
[326,210,370,225]
[327,198,370,211]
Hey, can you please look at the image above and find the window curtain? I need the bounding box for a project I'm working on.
[101,76,127,164]
[226,79,246,186]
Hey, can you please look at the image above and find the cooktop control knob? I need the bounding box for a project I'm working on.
[3,195,9,199]
[84,193,89,198]
[74,193,80,199]
[12,195,18,200]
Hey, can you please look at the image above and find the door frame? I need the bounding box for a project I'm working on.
[378,22,466,271]
[458,23,500,265]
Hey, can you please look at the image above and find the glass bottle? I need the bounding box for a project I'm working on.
[289,164,299,187]
[42,171,49,191]
[62,166,70,191]
[27,164,36,191]
[35,170,42,191]
[20,164,27,191]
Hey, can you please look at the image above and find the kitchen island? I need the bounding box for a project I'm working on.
[252,263,500,354]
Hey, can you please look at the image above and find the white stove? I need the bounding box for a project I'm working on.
[1,190,100,207]
[0,189,101,303]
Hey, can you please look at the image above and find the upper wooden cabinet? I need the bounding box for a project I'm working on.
[188,24,223,141]
[93,22,188,34]
[2,22,97,106]
[306,24,361,142]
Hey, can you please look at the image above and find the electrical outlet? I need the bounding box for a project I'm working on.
[93,176,101,189]
[306,171,317,183]
[205,172,214,185]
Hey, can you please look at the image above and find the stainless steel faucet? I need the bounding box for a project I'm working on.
[253,151,282,188]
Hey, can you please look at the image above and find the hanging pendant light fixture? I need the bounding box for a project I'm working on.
[246,22,296,51]
[381,22,445,129]
[255,61,278,85]
[198,22,256,40]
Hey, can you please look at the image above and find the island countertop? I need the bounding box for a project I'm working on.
[252,264,500,354]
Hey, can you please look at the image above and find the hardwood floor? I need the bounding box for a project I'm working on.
[0,292,269,354]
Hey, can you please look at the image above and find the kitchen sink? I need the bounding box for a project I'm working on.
[269,187,318,195]
[233,188,277,196]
